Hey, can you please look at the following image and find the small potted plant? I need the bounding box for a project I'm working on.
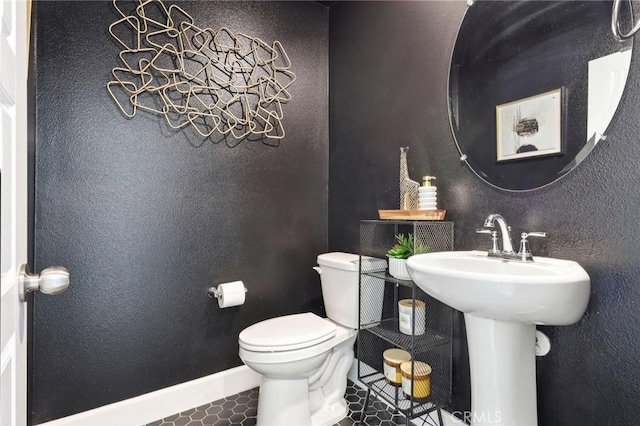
[386,233,428,280]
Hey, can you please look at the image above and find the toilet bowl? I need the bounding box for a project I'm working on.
[238,252,386,426]
[239,312,357,426]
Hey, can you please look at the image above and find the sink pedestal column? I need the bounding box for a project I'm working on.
[465,314,537,426]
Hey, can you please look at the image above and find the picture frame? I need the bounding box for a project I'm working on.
[496,88,563,162]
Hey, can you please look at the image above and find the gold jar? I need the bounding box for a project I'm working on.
[400,361,432,400]
[382,349,411,386]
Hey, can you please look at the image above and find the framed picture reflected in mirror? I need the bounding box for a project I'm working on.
[496,88,563,162]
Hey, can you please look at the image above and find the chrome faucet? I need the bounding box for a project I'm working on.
[483,213,515,254]
[477,214,547,261]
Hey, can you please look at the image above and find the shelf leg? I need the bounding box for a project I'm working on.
[360,388,371,424]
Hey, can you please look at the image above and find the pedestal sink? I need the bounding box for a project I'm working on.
[406,251,590,426]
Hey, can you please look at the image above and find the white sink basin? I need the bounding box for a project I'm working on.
[407,250,591,426]
[406,250,590,325]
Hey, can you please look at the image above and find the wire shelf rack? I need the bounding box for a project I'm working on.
[357,220,454,425]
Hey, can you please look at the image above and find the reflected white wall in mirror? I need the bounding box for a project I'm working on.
[588,48,632,144]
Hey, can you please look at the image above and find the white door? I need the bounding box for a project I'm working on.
[1,0,28,424]
[0,0,28,426]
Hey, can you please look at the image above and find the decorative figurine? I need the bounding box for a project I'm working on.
[399,147,419,210]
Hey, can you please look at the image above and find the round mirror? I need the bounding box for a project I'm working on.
[449,1,633,191]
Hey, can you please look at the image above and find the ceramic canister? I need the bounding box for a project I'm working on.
[382,348,411,386]
[398,299,426,335]
[400,361,432,400]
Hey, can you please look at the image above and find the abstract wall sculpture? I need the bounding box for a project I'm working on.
[107,0,297,141]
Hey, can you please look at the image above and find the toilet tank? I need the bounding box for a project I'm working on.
[316,252,387,329]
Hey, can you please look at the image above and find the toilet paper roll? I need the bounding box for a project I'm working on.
[217,281,246,308]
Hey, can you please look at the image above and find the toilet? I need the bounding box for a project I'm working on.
[238,252,385,426]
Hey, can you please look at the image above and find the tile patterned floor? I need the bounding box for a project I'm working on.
[147,388,259,426]
[146,380,426,426]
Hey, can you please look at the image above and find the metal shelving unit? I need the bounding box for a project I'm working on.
[358,220,454,426]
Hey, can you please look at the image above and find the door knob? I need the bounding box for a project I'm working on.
[18,264,70,302]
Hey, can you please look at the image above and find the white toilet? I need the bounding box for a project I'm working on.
[238,252,384,426]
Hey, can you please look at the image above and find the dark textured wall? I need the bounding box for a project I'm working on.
[329,2,640,425]
[32,1,328,423]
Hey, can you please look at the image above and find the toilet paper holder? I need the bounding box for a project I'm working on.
[207,284,248,299]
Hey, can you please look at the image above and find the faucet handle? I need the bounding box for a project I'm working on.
[518,232,547,261]
[522,232,547,239]
[476,229,500,254]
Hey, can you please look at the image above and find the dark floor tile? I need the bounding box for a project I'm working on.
[220,400,236,410]
[205,405,223,416]
[216,408,234,420]
[244,406,257,418]
[195,403,212,411]
[240,418,257,426]
[236,396,251,404]
[201,414,218,424]
[364,415,383,425]
[336,417,356,426]
[173,416,190,426]
[229,412,246,423]
[190,411,207,421]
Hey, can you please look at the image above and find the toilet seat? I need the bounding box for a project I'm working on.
[239,313,337,352]
[239,315,355,365]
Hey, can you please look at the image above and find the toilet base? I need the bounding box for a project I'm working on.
[256,378,349,426]
[257,377,311,426]
[310,400,348,426]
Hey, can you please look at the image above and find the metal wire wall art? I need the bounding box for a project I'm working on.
[107,0,297,141]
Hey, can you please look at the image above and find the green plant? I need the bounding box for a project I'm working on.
[386,234,429,259]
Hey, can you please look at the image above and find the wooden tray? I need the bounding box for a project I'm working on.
[378,209,446,221]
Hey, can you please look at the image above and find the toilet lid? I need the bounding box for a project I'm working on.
[239,313,337,352]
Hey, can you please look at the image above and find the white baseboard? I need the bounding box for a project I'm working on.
[36,365,262,426]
